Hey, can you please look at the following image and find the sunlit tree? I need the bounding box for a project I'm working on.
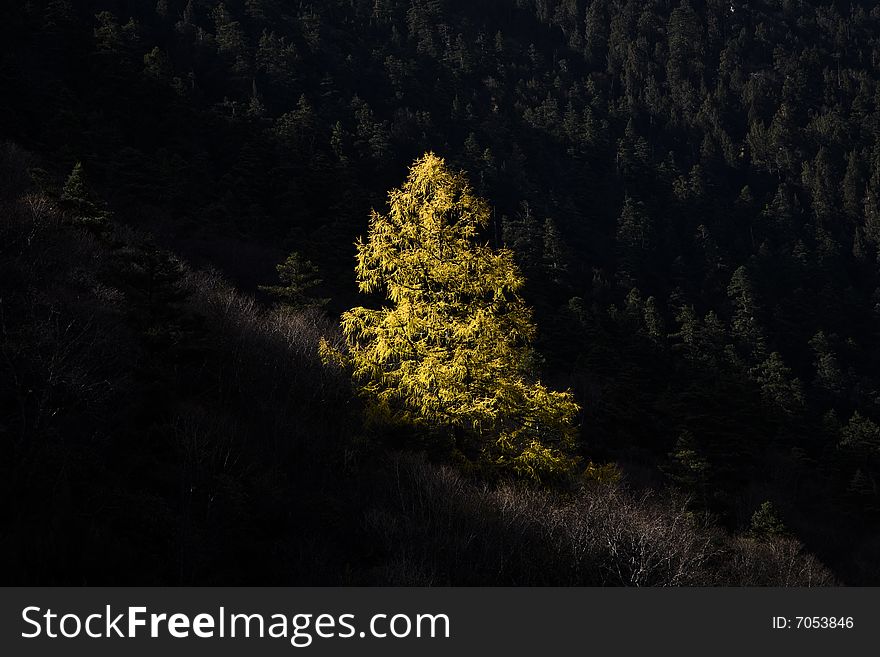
[338,153,579,479]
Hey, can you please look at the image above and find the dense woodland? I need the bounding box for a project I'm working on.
[2,0,879,584]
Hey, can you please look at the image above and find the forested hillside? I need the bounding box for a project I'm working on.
[2,0,879,584]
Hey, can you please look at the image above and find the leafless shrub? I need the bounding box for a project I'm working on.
[362,453,833,586]
[569,485,718,586]
[720,535,836,586]
[17,194,59,245]
[180,267,352,454]
[1,194,58,260]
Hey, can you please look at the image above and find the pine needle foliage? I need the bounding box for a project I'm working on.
[339,153,579,480]
[59,162,111,232]
[260,250,328,309]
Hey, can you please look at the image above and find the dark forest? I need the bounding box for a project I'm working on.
[2,0,879,585]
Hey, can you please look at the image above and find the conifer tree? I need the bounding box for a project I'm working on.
[616,195,652,286]
[502,201,542,277]
[749,351,805,416]
[260,251,328,309]
[338,153,579,479]
[749,501,788,538]
[542,217,571,285]
[727,265,766,362]
[667,430,710,497]
[60,162,110,232]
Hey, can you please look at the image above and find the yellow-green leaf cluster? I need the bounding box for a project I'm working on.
[341,153,579,479]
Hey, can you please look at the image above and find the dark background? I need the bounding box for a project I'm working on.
[1,0,879,585]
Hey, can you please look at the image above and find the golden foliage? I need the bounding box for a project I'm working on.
[340,153,580,479]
